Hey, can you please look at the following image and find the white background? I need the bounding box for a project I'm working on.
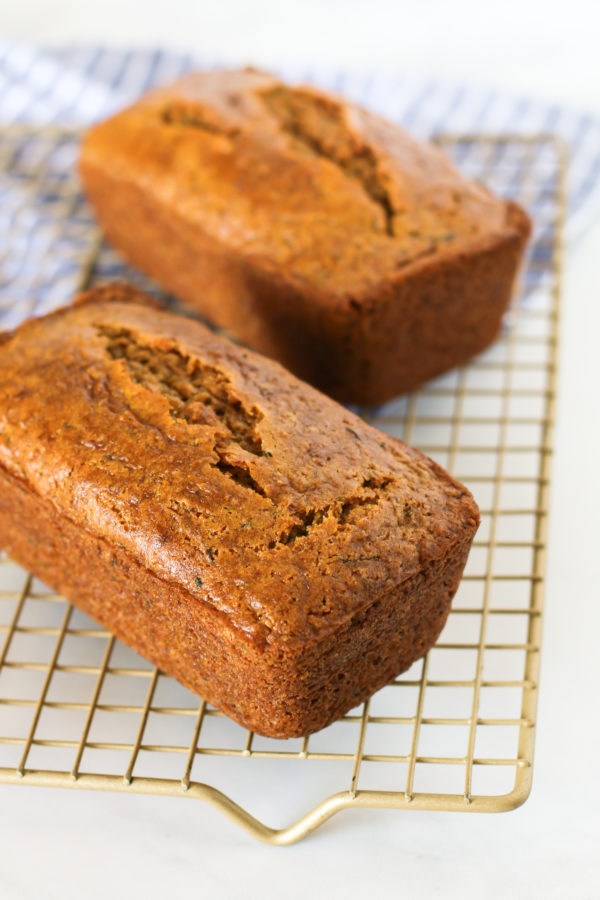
[1,2,599,898]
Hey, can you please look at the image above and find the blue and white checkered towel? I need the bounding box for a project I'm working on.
[0,41,599,325]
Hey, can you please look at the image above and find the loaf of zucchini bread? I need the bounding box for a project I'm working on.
[0,284,479,737]
[79,68,530,404]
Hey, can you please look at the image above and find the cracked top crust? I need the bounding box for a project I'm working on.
[80,68,517,299]
[0,285,479,648]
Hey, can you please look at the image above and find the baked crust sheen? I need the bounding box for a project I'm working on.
[79,69,531,403]
[0,286,479,736]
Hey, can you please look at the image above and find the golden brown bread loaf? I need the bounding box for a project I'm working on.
[79,68,531,405]
[0,284,479,737]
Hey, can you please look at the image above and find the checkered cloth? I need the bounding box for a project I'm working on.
[0,41,598,325]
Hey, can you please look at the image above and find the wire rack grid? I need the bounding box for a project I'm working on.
[0,128,564,844]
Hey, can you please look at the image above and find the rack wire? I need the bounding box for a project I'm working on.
[0,128,564,844]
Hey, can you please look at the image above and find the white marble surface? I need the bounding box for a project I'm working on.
[1,2,599,898]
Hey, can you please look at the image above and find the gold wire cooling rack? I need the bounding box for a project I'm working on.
[0,130,564,844]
